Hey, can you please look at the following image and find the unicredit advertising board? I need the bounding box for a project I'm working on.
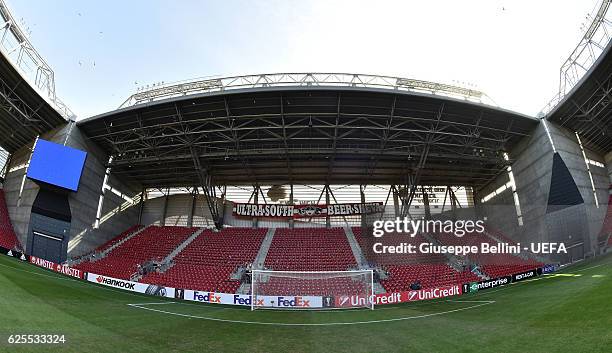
[86,273,175,298]
[334,285,461,308]
[402,285,461,302]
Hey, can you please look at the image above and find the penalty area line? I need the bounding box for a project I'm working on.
[126,300,496,326]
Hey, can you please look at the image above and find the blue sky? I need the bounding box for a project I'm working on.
[7,0,597,119]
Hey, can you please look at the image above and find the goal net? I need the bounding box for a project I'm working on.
[251,270,374,310]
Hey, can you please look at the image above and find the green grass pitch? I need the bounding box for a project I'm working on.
[0,253,611,353]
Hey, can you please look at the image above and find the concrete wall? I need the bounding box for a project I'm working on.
[547,122,607,254]
[477,121,554,246]
[477,120,610,260]
[3,123,141,258]
[141,193,216,228]
[605,151,612,185]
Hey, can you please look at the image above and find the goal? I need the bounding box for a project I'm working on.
[251,270,374,310]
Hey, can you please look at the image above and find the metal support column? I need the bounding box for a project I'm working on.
[422,186,431,220]
[289,183,294,229]
[325,185,331,228]
[392,185,400,218]
[360,184,367,230]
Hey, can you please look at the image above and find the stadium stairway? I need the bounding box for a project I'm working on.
[420,231,465,266]
[142,227,267,293]
[343,226,368,268]
[484,226,547,264]
[352,227,480,291]
[92,225,148,261]
[433,230,543,279]
[159,227,208,265]
[252,228,276,269]
[74,226,198,280]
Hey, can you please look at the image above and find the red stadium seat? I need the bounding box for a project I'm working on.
[353,227,479,291]
[0,189,21,251]
[142,227,267,293]
[599,185,612,247]
[432,229,542,278]
[75,226,197,280]
[264,228,357,271]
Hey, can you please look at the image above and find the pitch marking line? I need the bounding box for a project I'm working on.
[126,300,496,326]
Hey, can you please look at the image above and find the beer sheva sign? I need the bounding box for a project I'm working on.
[233,202,383,218]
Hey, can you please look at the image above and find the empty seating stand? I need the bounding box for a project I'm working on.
[380,264,479,293]
[353,227,479,291]
[257,276,366,297]
[434,230,542,278]
[143,227,266,293]
[0,189,20,251]
[265,228,357,271]
[353,227,447,265]
[258,228,360,296]
[88,225,143,255]
[76,226,197,280]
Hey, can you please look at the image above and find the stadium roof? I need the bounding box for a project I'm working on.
[78,77,539,189]
[545,40,612,155]
[0,51,67,153]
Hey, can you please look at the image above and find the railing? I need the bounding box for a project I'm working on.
[0,0,76,120]
[119,72,494,108]
[540,0,612,117]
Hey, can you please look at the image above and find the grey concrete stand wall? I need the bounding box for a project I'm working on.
[476,121,610,260]
[546,122,608,254]
[605,151,612,185]
[477,121,554,245]
[140,194,218,228]
[3,123,142,258]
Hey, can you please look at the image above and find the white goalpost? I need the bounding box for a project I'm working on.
[251,270,374,310]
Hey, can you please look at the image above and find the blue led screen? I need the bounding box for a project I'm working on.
[26,139,87,191]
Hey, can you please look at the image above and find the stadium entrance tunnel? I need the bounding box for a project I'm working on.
[126,299,495,326]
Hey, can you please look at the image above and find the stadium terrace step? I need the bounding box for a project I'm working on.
[252,228,276,270]
[344,226,368,268]
[96,225,148,260]
[74,226,198,280]
[140,227,267,293]
[483,227,547,264]
[420,232,459,264]
[160,227,207,266]
[352,227,480,292]
[373,282,386,294]
[432,230,544,279]
[236,282,251,294]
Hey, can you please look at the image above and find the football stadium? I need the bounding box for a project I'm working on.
[0,1,611,352]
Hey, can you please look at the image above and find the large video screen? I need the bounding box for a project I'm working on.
[26,139,87,192]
